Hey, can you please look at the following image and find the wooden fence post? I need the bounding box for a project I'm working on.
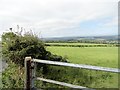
[31,60,36,89]
[25,57,32,90]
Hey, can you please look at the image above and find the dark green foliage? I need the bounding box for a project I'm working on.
[2,31,67,88]
[2,32,67,66]
[2,61,25,88]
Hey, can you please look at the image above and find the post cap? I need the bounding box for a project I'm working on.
[25,57,32,61]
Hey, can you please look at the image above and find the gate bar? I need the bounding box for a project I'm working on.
[36,77,93,90]
[33,59,120,73]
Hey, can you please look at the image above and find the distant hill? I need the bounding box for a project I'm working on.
[41,35,119,41]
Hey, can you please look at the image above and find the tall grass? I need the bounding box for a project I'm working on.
[35,65,118,88]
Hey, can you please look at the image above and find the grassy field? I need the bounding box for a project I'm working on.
[47,46,118,68]
[46,45,118,88]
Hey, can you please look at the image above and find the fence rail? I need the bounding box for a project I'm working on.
[33,59,120,73]
[36,77,87,89]
[24,57,120,90]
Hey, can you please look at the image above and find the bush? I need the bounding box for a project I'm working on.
[2,32,67,66]
[2,61,25,88]
[2,31,67,88]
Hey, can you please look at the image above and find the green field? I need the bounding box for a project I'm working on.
[47,46,118,68]
[46,46,118,88]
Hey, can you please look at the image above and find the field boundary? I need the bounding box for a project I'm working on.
[45,44,119,47]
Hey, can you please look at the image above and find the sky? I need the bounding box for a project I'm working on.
[0,0,119,38]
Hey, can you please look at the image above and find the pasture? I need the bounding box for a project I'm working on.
[47,46,118,68]
[46,44,118,88]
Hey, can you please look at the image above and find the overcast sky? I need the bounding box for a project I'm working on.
[0,0,119,38]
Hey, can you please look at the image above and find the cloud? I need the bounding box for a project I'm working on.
[0,0,118,37]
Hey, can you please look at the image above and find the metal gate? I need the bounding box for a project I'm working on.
[24,57,120,90]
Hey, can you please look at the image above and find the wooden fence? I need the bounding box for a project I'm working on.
[24,57,120,90]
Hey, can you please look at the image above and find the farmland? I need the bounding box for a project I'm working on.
[46,43,118,88]
[46,46,118,68]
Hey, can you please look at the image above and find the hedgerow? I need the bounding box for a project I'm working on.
[2,31,67,88]
[2,31,67,66]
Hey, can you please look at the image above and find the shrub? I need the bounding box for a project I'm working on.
[2,32,67,66]
[2,31,67,88]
